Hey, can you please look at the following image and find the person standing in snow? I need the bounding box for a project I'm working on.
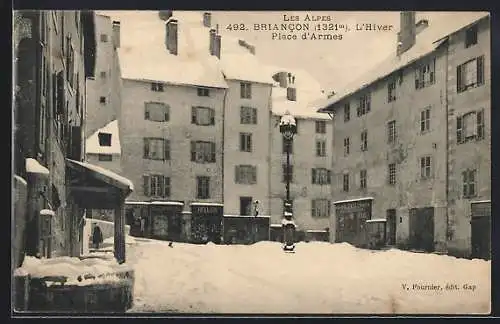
[92,225,103,249]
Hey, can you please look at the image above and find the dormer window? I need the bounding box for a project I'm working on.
[98,132,112,146]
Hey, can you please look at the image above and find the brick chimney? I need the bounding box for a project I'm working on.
[159,10,173,21]
[397,11,416,56]
[286,74,296,101]
[277,72,288,88]
[415,19,429,35]
[112,21,120,48]
[166,19,178,55]
[203,12,212,28]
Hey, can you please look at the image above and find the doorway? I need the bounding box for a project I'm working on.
[409,207,435,252]
[471,201,491,260]
[240,196,253,216]
[386,209,397,246]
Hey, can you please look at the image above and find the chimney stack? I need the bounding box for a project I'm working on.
[159,10,173,21]
[112,21,120,49]
[397,11,416,56]
[166,19,178,55]
[203,12,212,28]
[277,71,288,88]
[214,35,221,59]
[209,29,216,55]
[286,73,297,101]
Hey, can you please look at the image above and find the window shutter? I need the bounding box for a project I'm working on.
[477,56,484,85]
[239,133,244,151]
[163,177,170,197]
[164,140,170,160]
[248,134,252,152]
[327,170,332,184]
[312,169,316,184]
[252,166,257,184]
[210,109,215,125]
[462,171,468,197]
[143,138,149,158]
[457,116,463,144]
[164,106,169,122]
[191,107,197,124]
[235,166,240,183]
[157,176,164,197]
[210,142,216,162]
[477,109,485,139]
[456,65,463,92]
[190,141,196,161]
[143,175,150,197]
[252,109,257,124]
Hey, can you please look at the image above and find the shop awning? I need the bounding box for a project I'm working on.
[66,159,133,209]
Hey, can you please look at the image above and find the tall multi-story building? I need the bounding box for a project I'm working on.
[13,10,97,261]
[87,10,332,235]
[317,12,490,258]
[268,69,333,232]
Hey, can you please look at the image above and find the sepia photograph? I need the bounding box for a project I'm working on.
[12,9,491,315]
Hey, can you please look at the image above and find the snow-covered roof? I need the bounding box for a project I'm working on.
[98,11,227,89]
[26,158,50,175]
[366,218,387,223]
[223,214,271,218]
[267,65,329,120]
[40,209,55,217]
[151,201,185,206]
[67,158,134,192]
[190,202,224,207]
[125,201,151,205]
[85,120,121,155]
[318,12,489,112]
[333,197,374,205]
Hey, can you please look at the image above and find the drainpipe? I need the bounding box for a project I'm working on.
[444,43,450,250]
[221,86,228,205]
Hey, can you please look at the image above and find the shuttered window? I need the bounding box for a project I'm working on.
[143,175,170,198]
[190,141,216,163]
[235,165,257,184]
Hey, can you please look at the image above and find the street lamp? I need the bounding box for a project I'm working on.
[279,110,297,252]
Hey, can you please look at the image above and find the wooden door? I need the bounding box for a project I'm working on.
[386,209,397,246]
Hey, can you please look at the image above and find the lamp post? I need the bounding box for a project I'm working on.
[279,111,297,252]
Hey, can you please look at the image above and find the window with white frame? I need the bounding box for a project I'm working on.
[457,56,485,92]
[388,80,397,102]
[465,24,478,48]
[145,102,169,122]
[315,120,326,134]
[387,120,397,144]
[420,107,431,133]
[420,156,432,180]
[457,109,485,143]
[342,173,349,192]
[415,58,436,89]
[239,132,252,152]
[312,168,331,185]
[197,87,210,97]
[240,106,257,124]
[191,106,215,126]
[235,165,257,184]
[388,163,396,185]
[196,176,210,199]
[151,82,164,92]
[344,103,350,122]
[143,138,170,160]
[361,130,368,151]
[357,93,371,116]
[240,82,252,99]
[312,199,331,218]
[462,169,477,198]
[316,140,326,157]
[344,137,350,156]
[191,141,216,163]
[143,175,170,197]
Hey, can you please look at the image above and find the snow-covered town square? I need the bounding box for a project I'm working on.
[13,10,491,315]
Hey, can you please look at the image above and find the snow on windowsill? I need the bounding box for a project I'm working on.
[26,158,50,176]
[40,209,55,217]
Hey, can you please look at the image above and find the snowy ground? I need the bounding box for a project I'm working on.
[123,238,490,314]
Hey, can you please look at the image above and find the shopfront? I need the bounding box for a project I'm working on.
[150,201,184,241]
[190,203,223,244]
[334,198,373,248]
